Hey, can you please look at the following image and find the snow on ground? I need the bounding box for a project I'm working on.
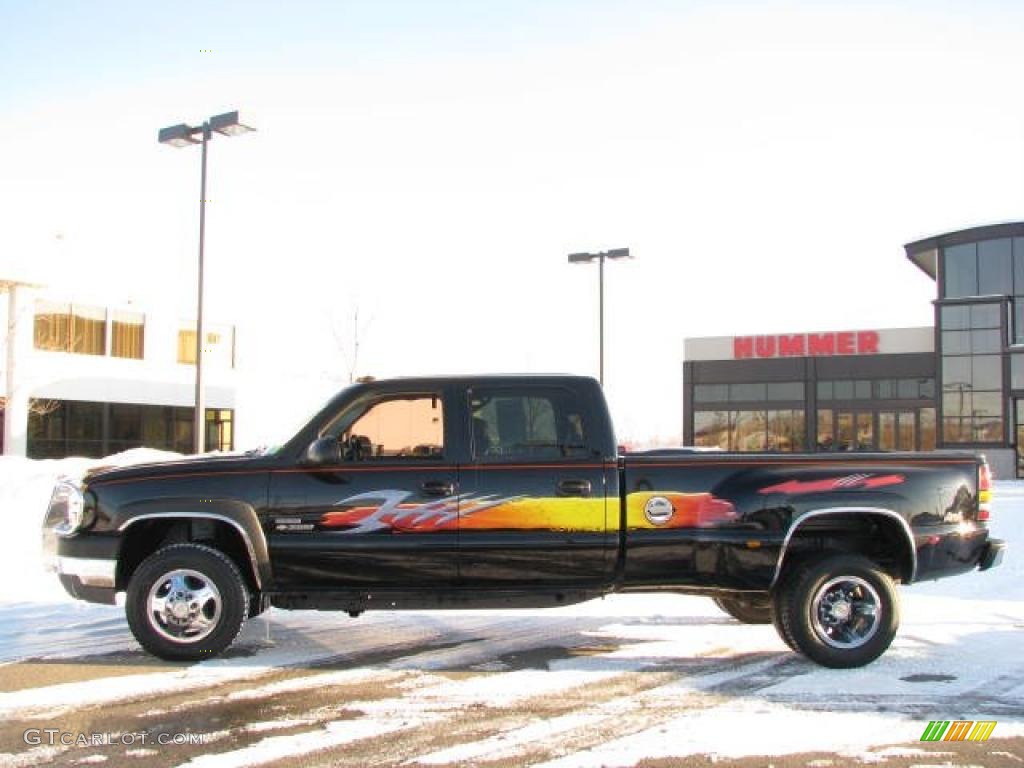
[0,454,1021,766]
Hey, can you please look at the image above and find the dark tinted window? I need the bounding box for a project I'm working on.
[944,243,978,298]
[694,384,729,403]
[729,383,767,401]
[971,303,1000,329]
[940,305,970,330]
[766,382,804,401]
[1015,238,1024,296]
[470,388,589,460]
[978,238,1012,295]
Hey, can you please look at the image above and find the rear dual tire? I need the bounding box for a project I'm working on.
[712,595,772,625]
[772,553,899,669]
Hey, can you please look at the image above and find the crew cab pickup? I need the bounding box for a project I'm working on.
[44,375,1005,668]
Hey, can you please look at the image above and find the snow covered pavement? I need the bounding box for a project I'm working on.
[0,455,1021,766]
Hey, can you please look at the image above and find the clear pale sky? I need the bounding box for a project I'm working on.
[3,1,1024,444]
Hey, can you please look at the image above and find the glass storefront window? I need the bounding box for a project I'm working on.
[856,413,874,450]
[898,410,916,451]
[693,409,805,452]
[694,411,729,449]
[920,408,936,450]
[879,412,896,450]
[816,410,833,450]
[27,400,235,458]
[766,410,805,451]
[733,411,766,451]
[814,407,933,452]
[837,412,854,450]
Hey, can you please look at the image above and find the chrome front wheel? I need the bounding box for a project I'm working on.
[127,544,248,661]
[147,568,223,644]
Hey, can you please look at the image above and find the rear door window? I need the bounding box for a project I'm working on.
[469,388,590,461]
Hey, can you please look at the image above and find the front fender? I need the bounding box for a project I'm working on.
[116,498,271,589]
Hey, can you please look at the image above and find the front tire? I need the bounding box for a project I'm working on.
[126,543,248,661]
[774,553,899,668]
[712,595,772,624]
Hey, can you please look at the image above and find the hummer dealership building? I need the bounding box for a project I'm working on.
[683,222,1024,479]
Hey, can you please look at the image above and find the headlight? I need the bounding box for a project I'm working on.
[50,479,89,536]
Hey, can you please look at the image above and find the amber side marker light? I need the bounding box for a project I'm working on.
[978,461,993,522]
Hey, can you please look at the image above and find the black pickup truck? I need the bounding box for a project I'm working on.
[43,375,1004,668]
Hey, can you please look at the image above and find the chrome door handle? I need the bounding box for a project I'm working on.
[557,479,591,497]
[420,481,456,497]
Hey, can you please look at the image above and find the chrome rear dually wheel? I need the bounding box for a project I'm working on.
[773,553,899,668]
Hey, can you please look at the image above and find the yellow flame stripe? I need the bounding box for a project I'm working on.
[457,492,735,532]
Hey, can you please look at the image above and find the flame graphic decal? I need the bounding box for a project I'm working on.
[757,473,906,496]
[321,490,738,534]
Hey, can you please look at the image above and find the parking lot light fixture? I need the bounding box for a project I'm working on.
[158,111,255,453]
[567,248,633,386]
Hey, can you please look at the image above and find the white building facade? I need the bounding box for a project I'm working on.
[2,282,236,458]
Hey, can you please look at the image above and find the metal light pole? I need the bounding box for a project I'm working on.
[567,248,632,386]
[159,111,254,453]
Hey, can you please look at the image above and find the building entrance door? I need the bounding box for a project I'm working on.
[837,411,874,451]
[879,411,916,451]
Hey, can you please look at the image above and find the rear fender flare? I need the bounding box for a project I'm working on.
[770,506,917,588]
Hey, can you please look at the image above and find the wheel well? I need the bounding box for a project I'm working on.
[775,511,914,585]
[117,518,259,594]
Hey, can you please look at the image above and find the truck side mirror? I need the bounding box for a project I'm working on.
[304,436,342,466]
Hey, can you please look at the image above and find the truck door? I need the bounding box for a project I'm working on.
[266,389,458,589]
[458,385,613,586]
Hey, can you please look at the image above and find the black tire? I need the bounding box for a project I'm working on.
[248,592,270,619]
[126,543,248,661]
[775,553,899,669]
[769,579,799,651]
[712,595,772,624]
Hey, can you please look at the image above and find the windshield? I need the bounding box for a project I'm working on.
[255,384,360,456]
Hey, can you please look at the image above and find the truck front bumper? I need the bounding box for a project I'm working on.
[55,557,118,605]
[979,538,1006,571]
